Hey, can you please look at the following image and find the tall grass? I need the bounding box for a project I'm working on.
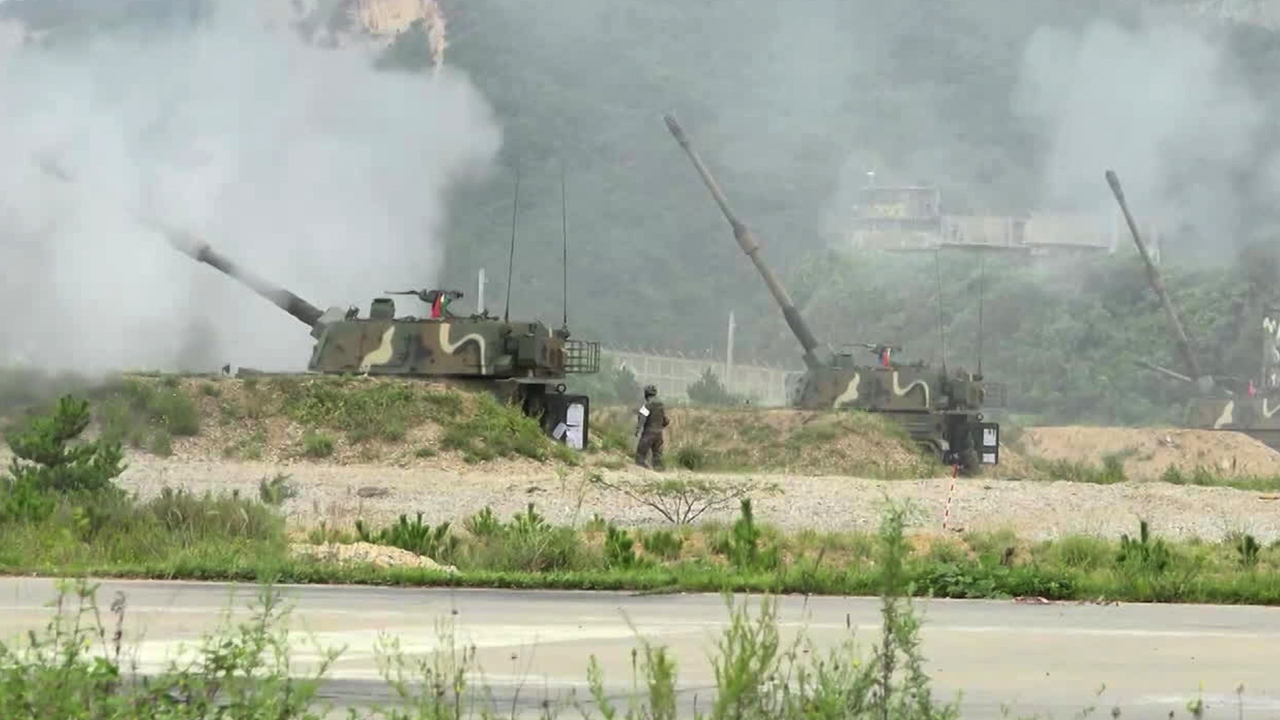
[0,504,966,720]
[1,507,1239,719]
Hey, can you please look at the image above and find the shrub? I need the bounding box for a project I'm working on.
[463,506,503,538]
[640,529,684,560]
[440,393,574,464]
[301,431,335,459]
[589,474,781,524]
[604,525,640,569]
[686,367,740,406]
[279,378,461,443]
[3,395,125,497]
[674,445,707,471]
[355,513,460,565]
[258,474,298,506]
[146,487,284,544]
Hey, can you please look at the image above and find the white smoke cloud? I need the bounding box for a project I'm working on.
[0,2,502,373]
[1011,16,1265,244]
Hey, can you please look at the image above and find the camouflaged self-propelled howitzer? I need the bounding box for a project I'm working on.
[160,226,601,446]
[1107,170,1280,451]
[663,114,1001,473]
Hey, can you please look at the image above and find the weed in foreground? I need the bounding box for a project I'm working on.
[0,579,339,720]
[0,510,1259,720]
[578,502,960,720]
[259,473,299,506]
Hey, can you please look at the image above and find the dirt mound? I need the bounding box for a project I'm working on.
[289,542,457,572]
[1020,426,1280,480]
[594,405,939,478]
[62,374,586,474]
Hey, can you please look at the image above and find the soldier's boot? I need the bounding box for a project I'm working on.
[635,435,652,468]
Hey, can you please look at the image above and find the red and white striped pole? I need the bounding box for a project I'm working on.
[942,463,959,530]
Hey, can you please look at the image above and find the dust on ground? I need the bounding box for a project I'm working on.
[1020,426,1280,480]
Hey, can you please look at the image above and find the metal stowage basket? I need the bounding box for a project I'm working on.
[564,339,601,374]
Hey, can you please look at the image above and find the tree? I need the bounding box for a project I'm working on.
[686,367,739,406]
[5,395,126,495]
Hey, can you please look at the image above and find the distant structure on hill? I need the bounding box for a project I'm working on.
[848,180,1163,262]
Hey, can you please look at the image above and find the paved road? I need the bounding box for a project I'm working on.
[0,579,1278,719]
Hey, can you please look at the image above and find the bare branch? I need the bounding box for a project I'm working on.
[589,474,781,525]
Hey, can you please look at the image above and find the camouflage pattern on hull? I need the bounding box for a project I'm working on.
[1187,396,1280,428]
[1185,397,1280,451]
[789,365,990,413]
[308,315,584,380]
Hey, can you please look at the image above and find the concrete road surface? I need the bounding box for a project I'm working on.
[0,578,1278,719]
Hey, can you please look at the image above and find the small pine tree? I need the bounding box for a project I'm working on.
[610,365,642,404]
[5,395,126,495]
[686,367,738,406]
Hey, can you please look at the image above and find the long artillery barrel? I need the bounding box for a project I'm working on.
[150,220,325,329]
[1133,359,1194,384]
[664,114,828,370]
[1105,170,1203,380]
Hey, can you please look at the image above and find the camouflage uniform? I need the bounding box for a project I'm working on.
[634,386,669,470]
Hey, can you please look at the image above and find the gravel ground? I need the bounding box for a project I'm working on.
[45,450,1280,543]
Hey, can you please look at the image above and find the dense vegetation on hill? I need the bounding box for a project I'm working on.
[5,0,1280,425]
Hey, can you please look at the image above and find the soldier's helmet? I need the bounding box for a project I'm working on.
[643,384,657,398]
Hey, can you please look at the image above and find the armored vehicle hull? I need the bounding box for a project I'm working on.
[1185,396,1280,450]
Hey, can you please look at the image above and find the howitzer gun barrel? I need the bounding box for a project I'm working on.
[1106,170,1202,380]
[155,222,324,329]
[1134,359,1193,384]
[664,114,824,369]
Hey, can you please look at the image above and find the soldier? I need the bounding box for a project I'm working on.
[634,384,669,470]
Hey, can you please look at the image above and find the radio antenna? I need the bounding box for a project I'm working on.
[561,159,569,330]
[978,252,985,377]
[934,248,948,374]
[503,164,520,324]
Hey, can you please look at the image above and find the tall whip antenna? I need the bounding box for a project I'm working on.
[503,164,520,323]
[978,253,985,377]
[934,248,948,374]
[561,159,569,330]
